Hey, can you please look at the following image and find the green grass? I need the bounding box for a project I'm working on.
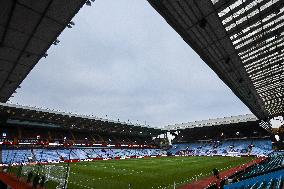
[64,156,254,189]
[9,156,254,189]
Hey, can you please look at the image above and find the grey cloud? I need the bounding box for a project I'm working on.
[11,0,251,127]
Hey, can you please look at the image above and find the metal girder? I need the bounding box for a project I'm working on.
[257,83,282,93]
[222,0,272,28]
[226,0,284,36]
[254,75,283,89]
[259,89,282,99]
[252,71,283,84]
[233,11,284,48]
[262,93,283,102]
[250,62,283,77]
[240,36,284,63]
[237,26,284,59]
[213,0,239,12]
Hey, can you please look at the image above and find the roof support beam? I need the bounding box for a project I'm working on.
[227,0,284,36]
[252,71,283,84]
[222,0,271,28]
[0,0,16,46]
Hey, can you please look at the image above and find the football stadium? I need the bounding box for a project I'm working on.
[0,0,284,189]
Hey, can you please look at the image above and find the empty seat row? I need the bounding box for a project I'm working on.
[1,148,165,163]
[241,155,284,179]
[224,169,284,189]
[170,139,272,157]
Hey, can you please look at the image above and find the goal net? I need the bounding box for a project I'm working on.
[21,163,69,189]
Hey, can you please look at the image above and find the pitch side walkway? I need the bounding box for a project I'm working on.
[0,172,44,189]
[179,157,266,189]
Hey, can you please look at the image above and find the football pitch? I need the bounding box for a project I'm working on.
[63,156,254,189]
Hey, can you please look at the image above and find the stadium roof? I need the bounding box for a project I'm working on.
[0,102,163,136]
[165,114,259,130]
[148,0,284,120]
[0,0,87,102]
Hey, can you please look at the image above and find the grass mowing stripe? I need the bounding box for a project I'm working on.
[63,156,254,189]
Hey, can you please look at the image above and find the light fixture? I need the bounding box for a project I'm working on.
[86,0,91,6]
[42,53,48,58]
[53,39,60,45]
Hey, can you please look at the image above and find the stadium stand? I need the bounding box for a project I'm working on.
[169,115,271,143]
[0,0,283,188]
[170,138,273,157]
[233,153,284,180]
[0,103,164,147]
[224,169,284,189]
[0,103,279,189]
[1,148,165,164]
[223,153,284,189]
[0,103,167,170]
[167,115,282,189]
[168,115,273,158]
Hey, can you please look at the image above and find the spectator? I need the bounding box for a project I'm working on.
[27,171,33,183]
[212,168,220,179]
[17,163,23,178]
[39,175,46,188]
[33,174,40,188]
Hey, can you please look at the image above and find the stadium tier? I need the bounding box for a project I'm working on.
[1,148,165,164]
[168,115,271,143]
[170,138,273,157]
[168,115,274,157]
[235,152,284,179]
[0,103,165,147]
[0,103,281,189]
[0,0,283,188]
[224,153,284,188]
[224,169,284,189]
[0,124,159,147]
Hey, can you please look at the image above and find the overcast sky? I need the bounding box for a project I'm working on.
[10,0,252,127]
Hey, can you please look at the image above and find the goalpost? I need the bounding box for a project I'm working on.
[21,163,69,189]
[46,164,70,189]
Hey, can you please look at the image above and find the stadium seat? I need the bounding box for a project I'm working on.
[2,148,165,163]
[170,139,272,157]
[224,169,284,189]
